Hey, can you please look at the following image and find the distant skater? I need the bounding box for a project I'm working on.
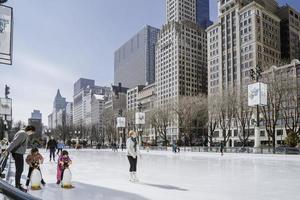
[220,141,224,156]
[57,140,65,155]
[126,131,140,182]
[47,137,57,162]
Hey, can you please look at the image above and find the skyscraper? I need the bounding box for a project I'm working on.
[207,0,282,147]
[207,0,281,97]
[114,25,160,88]
[48,89,67,129]
[31,110,42,120]
[277,5,300,61]
[196,0,213,28]
[155,0,208,139]
[73,78,110,126]
[166,0,212,28]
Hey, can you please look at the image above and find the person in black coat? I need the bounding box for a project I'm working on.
[47,137,57,162]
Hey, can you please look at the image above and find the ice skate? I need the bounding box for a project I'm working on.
[129,172,135,182]
[133,172,139,182]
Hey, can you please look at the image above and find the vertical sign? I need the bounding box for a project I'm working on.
[248,82,268,106]
[0,5,13,65]
[135,112,145,125]
[116,117,126,128]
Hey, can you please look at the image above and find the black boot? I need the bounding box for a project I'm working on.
[16,185,27,193]
[41,179,46,186]
[25,179,30,187]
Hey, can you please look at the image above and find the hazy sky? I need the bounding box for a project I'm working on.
[0,0,299,125]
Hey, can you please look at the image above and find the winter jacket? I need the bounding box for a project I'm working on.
[126,137,140,158]
[57,142,65,149]
[7,130,28,154]
[26,153,44,166]
[47,139,57,149]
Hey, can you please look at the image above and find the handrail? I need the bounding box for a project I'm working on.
[0,179,41,200]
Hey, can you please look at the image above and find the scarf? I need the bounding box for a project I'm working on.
[131,137,137,152]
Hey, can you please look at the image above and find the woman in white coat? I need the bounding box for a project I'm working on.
[126,131,140,182]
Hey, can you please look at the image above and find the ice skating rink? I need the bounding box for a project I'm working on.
[9,149,300,200]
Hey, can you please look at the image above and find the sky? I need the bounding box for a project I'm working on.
[0,0,299,125]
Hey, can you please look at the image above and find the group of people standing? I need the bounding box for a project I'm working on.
[3,126,141,192]
[3,126,71,192]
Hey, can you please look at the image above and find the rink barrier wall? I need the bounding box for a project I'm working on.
[139,146,300,154]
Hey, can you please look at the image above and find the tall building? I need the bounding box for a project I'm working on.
[91,94,106,128]
[155,0,208,139]
[29,110,43,137]
[127,85,145,111]
[167,0,212,28]
[31,110,42,120]
[137,84,157,141]
[206,0,291,147]
[277,5,300,61]
[207,0,281,97]
[114,25,160,88]
[73,78,110,126]
[196,0,213,28]
[66,102,73,127]
[48,89,67,129]
[53,89,67,112]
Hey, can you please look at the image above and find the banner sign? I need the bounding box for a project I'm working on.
[0,5,13,65]
[248,82,267,106]
[135,112,145,125]
[116,117,126,128]
[0,98,12,115]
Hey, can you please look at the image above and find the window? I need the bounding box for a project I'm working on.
[277,130,283,136]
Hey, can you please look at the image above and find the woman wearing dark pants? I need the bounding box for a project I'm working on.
[5,125,35,192]
[126,131,140,182]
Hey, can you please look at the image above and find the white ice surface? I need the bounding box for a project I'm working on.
[9,149,300,200]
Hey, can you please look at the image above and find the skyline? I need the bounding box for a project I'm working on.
[0,0,299,125]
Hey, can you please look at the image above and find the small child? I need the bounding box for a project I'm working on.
[56,150,72,185]
[25,148,46,187]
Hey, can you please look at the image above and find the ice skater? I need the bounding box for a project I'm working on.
[56,140,65,155]
[220,141,224,156]
[47,136,57,162]
[25,148,46,188]
[126,131,140,182]
[57,150,72,185]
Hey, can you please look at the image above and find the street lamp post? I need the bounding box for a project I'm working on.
[118,109,126,148]
[249,65,264,151]
[135,102,145,145]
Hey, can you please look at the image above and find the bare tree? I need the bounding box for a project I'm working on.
[193,95,209,146]
[261,71,285,153]
[103,108,116,144]
[207,94,219,146]
[217,89,236,146]
[13,120,26,131]
[173,96,194,145]
[124,110,135,132]
[154,104,174,146]
[235,89,254,147]
[281,74,300,136]
[149,109,159,146]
